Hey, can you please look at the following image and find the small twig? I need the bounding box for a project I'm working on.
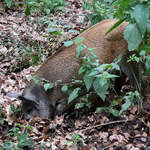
[79,119,131,132]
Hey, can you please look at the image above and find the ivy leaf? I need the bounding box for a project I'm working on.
[64,40,73,47]
[109,108,120,117]
[93,78,109,101]
[124,24,142,50]
[119,98,131,115]
[44,83,54,91]
[132,4,149,35]
[61,85,68,92]
[68,88,80,104]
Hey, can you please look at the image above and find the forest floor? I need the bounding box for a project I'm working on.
[0,0,150,149]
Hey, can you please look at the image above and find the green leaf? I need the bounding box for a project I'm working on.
[44,83,54,91]
[25,7,31,16]
[5,0,12,8]
[96,107,108,113]
[50,31,62,36]
[88,71,99,76]
[109,108,120,117]
[3,141,13,149]
[31,55,39,65]
[56,6,64,10]
[76,44,87,57]
[72,134,82,141]
[119,98,131,115]
[64,40,74,47]
[31,76,39,84]
[68,88,80,104]
[17,133,35,149]
[95,65,105,72]
[45,9,51,14]
[110,98,122,107]
[102,72,119,79]
[113,0,134,18]
[132,4,149,35]
[75,102,85,109]
[75,36,84,44]
[111,63,120,71]
[83,72,94,91]
[78,66,86,75]
[47,28,57,33]
[87,14,102,25]
[63,25,71,29]
[93,78,109,101]
[68,30,79,33]
[124,24,142,50]
[105,18,126,35]
[61,85,68,92]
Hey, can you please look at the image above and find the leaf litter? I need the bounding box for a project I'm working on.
[0,0,150,149]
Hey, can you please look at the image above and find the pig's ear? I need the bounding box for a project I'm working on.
[6,92,22,99]
[18,94,39,105]
[6,92,39,105]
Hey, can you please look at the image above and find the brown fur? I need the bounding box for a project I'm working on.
[19,19,132,119]
[37,19,128,81]
[36,19,128,105]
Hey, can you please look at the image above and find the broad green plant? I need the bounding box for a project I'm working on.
[24,0,67,15]
[2,124,34,150]
[83,0,114,25]
[82,0,150,114]
[67,134,83,147]
[3,0,67,15]
[9,104,20,116]
[4,0,12,8]
[96,91,141,116]
[28,76,54,91]
[63,36,120,112]
[106,0,150,52]
[106,0,150,94]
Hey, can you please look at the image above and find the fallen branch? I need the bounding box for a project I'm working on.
[79,119,131,132]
